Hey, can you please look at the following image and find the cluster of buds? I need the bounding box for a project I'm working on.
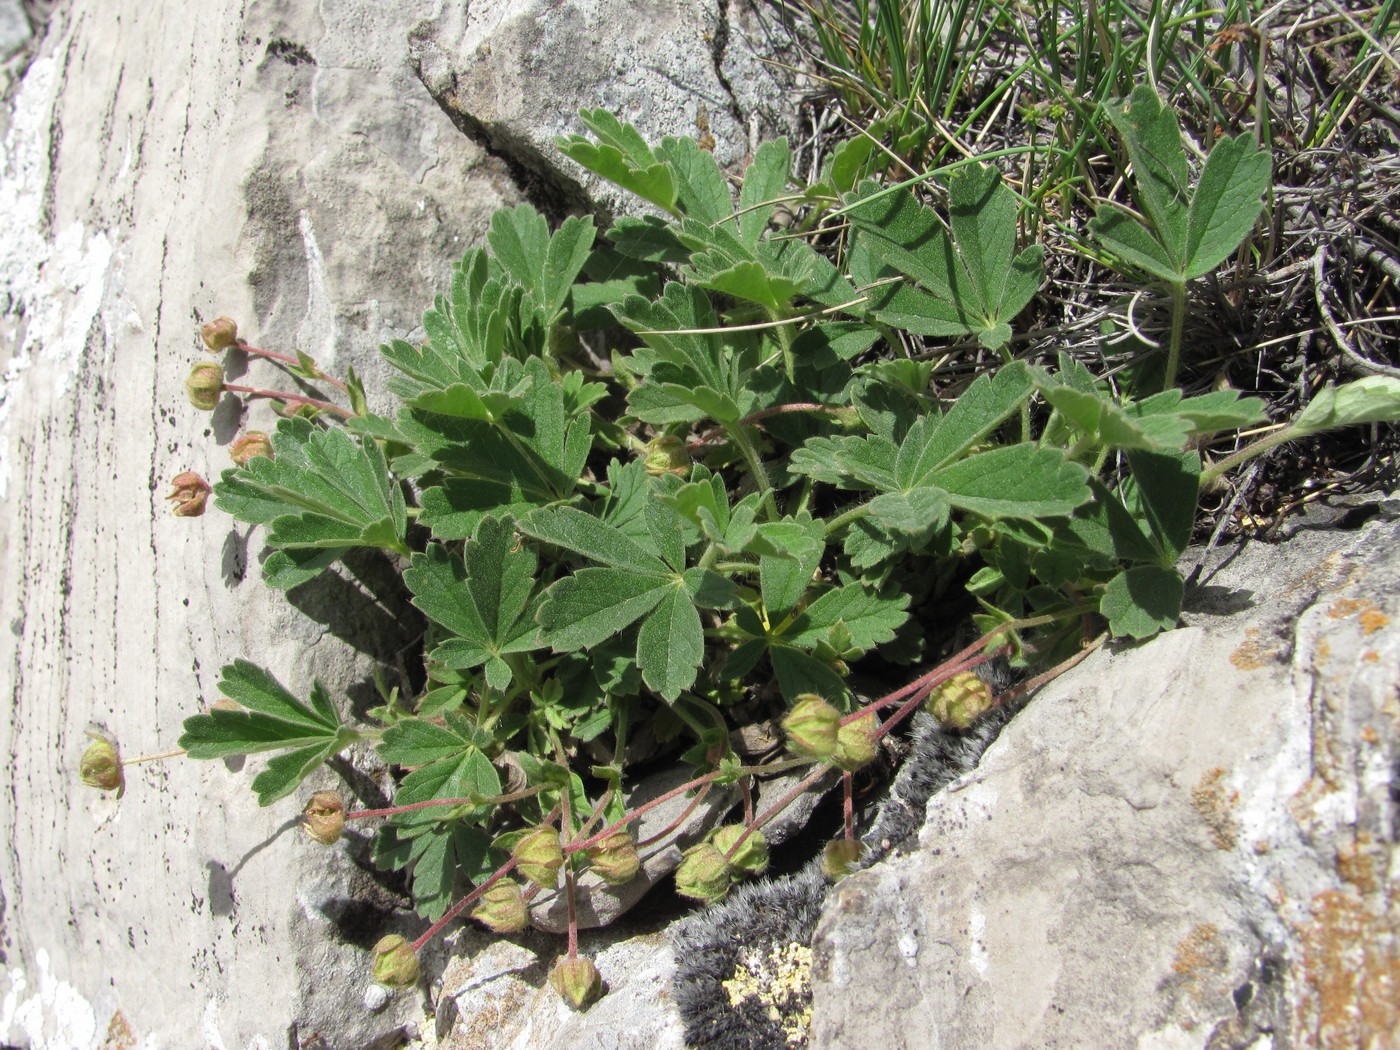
[781,695,879,771]
[301,791,345,845]
[674,824,769,904]
[78,733,124,796]
[166,472,211,517]
[927,671,994,729]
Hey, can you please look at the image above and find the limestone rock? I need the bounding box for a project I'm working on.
[0,1,516,1046]
[409,0,808,217]
[809,513,1400,1048]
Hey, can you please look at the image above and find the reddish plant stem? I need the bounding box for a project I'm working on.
[222,383,353,418]
[741,777,755,826]
[991,632,1106,710]
[687,402,842,450]
[842,772,854,841]
[238,341,350,393]
[567,772,724,854]
[636,781,713,849]
[409,856,519,953]
[346,784,543,820]
[722,766,832,861]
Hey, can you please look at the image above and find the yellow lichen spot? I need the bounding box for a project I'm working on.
[1230,627,1282,670]
[1359,607,1389,635]
[722,942,814,1047]
[1191,767,1239,850]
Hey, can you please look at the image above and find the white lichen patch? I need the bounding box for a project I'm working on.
[721,941,814,1047]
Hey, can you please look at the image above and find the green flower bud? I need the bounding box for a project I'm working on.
[585,829,641,885]
[200,316,239,353]
[782,694,841,759]
[643,434,690,477]
[712,825,768,877]
[674,841,731,903]
[549,955,603,1009]
[821,838,865,881]
[79,733,124,796]
[470,879,529,934]
[229,430,273,467]
[370,934,419,988]
[301,791,344,846]
[928,671,994,729]
[165,472,211,517]
[512,826,564,889]
[832,711,879,771]
[185,362,224,411]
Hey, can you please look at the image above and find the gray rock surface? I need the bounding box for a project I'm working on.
[0,0,515,1046]
[409,0,808,217]
[0,0,28,63]
[809,513,1400,1049]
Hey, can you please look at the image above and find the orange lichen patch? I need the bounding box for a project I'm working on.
[1326,596,1390,636]
[1168,923,1229,1014]
[1294,888,1400,1047]
[101,1011,137,1050]
[1363,651,1381,663]
[1336,835,1379,896]
[1231,627,1283,670]
[1361,725,1381,744]
[1191,767,1240,850]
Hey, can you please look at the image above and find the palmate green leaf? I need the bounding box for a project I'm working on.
[784,584,911,651]
[487,205,596,324]
[1184,132,1271,279]
[846,170,1043,350]
[1124,449,1199,563]
[523,503,724,700]
[374,822,495,921]
[1101,564,1185,639]
[178,661,353,806]
[659,135,733,227]
[758,514,826,621]
[932,445,1091,519]
[557,109,678,215]
[214,417,408,587]
[1104,85,1190,264]
[405,519,544,690]
[897,362,1034,484]
[1087,208,1181,284]
[770,644,846,704]
[1292,377,1400,437]
[738,138,791,246]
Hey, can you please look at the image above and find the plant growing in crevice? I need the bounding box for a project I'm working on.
[92,94,1400,1005]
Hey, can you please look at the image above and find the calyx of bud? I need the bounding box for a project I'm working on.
[642,435,690,477]
[712,824,768,876]
[585,829,640,885]
[832,711,879,771]
[821,838,865,881]
[470,879,529,934]
[79,733,124,796]
[200,317,239,353]
[549,955,603,1009]
[370,934,419,988]
[166,472,212,517]
[185,362,224,411]
[301,791,345,845]
[928,671,994,729]
[782,694,841,759]
[674,841,731,903]
[512,826,564,889]
[229,430,273,467]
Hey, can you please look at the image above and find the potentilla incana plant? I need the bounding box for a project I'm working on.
[83,94,1400,1004]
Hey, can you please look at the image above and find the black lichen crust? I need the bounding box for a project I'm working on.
[670,701,1018,1049]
